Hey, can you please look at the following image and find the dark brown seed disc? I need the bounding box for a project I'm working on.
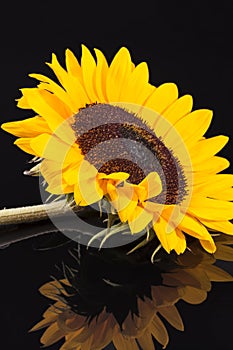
[72,103,187,204]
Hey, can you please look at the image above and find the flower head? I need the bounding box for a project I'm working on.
[2,45,233,254]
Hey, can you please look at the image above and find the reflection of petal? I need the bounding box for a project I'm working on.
[91,316,116,350]
[214,244,233,261]
[29,316,56,332]
[113,331,139,350]
[162,268,212,291]
[40,322,66,347]
[31,234,233,350]
[151,285,182,307]
[57,311,86,332]
[137,328,155,350]
[158,305,184,331]
[201,264,233,282]
[180,286,207,304]
[150,314,169,348]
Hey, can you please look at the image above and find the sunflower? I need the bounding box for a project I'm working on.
[2,45,233,254]
[30,234,233,350]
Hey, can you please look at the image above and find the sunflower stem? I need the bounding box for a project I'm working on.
[0,200,81,248]
[0,200,72,225]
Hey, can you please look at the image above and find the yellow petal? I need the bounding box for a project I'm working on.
[119,61,155,104]
[179,212,215,240]
[145,82,178,116]
[207,188,233,201]
[188,196,233,220]
[81,44,98,102]
[138,172,162,201]
[74,181,103,206]
[98,173,130,203]
[190,135,229,163]
[21,88,67,131]
[74,161,103,206]
[162,210,217,253]
[128,205,154,233]
[106,47,132,102]
[199,238,216,253]
[1,116,50,138]
[163,94,193,125]
[174,229,186,254]
[62,143,82,165]
[206,173,233,187]
[174,109,213,146]
[17,88,32,109]
[40,159,74,195]
[110,182,138,221]
[47,53,69,86]
[65,48,82,79]
[193,174,233,199]
[192,156,230,174]
[39,87,72,119]
[47,53,90,108]
[97,172,129,181]
[29,73,76,114]
[46,177,73,195]
[153,216,186,254]
[14,137,36,155]
[199,219,233,235]
[94,48,109,101]
[62,164,79,186]
[46,182,73,195]
[30,133,70,160]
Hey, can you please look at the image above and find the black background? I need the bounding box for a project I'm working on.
[0,2,233,349]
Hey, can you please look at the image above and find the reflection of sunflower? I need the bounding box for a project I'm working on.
[30,235,233,349]
[2,45,233,254]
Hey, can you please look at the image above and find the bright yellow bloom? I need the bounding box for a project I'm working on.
[2,45,233,254]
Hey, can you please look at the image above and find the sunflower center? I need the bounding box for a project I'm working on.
[72,103,187,204]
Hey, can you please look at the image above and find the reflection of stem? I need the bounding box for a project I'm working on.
[0,200,73,225]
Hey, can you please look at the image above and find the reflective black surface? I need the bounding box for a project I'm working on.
[1,2,233,349]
